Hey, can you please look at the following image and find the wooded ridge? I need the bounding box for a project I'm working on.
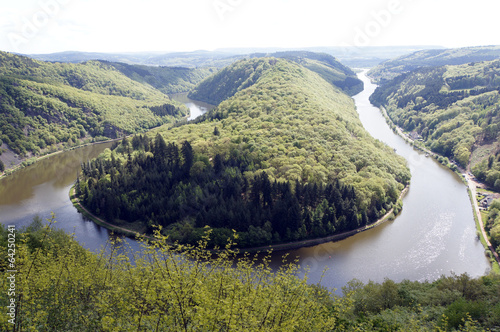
[76,57,409,248]
[368,45,500,84]
[0,52,190,162]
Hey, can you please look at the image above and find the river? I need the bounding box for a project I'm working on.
[170,92,214,120]
[0,76,490,290]
[277,71,490,290]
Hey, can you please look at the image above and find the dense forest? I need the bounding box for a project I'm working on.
[248,51,364,95]
[0,52,188,160]
[486,199,500,256]
[76,58,409,247]
[101,61,216,94]
[189,52,363,105]
[78,135,374,247]
[2,220,500,331]
[368,45,500,84]
[370,60,500,181]
[188,58,272,105]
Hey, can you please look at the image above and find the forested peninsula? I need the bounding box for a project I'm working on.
[188,51,364,105]
[75,57,410,248]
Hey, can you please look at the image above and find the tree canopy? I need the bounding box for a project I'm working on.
[0,51,187,158]
[371,60,500,177]
[2,218,500,331]
[77,58,409,248]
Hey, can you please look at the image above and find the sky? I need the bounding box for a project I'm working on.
[0,0,498,54]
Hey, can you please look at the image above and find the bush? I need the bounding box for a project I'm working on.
[0,219,342,331]
[442,298,488,329]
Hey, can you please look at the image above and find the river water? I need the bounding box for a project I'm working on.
[170,92,214,120]
[0,76,490,290]
[279,71,490,290]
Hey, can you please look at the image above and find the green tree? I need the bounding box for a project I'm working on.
[1,220,342,331]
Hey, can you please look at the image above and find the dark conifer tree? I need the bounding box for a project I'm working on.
[154,133,168,161]
[261,173,273,208]
[181,141,194,177]
[287,194,302,232]
[213,154,223,174]
[132,135,142,150]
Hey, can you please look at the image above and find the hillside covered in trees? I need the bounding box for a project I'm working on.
[101,61,216,94]
[76,58,409,248]
[2,219,500,331]
[368,45,500,84]
[370,60,500,189]
[486,199,500,260]
[249,51,364,96]
[188,52,363,105]
[0,52,187,161]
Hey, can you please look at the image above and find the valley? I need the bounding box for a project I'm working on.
[2,46,500,330]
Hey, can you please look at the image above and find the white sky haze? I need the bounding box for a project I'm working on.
[0,0,498,54]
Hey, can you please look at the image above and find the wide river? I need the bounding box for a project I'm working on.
[0,76,490,290]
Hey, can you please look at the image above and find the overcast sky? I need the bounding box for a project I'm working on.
[0,0,498,54]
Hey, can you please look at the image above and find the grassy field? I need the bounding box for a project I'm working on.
[471,142,500,169]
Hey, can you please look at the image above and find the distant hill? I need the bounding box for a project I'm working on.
[25,46,442,69]
[370,59,500,187]
[368,45,500,83]
[0,52,186,161]
[298,45,445,68]
[187,58,271,105]
[248,51,364,95]
[100,61,216,94]
[189,52,363,105]
[25,50,244,68]
[21,50,159,64]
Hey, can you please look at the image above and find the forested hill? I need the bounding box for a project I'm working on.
[99,61,216,94]
[77,58,409,248]
[0,51,187,160]
[368,45,500,83]
[187,58,271,105]
[370,60,500,187]
[250,51,364,96]
[188,52,363,105]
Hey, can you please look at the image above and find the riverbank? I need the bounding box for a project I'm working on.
[377,105,500,272]
[70,181,409,253]
[69,185,150,239]
[466,175,500,272]
[239,186,408,253]
[0,137,124,181]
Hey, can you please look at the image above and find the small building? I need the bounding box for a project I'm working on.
[409,131,422,140]
[480,195,495,209]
